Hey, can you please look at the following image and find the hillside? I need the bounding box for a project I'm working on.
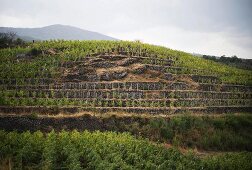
[0,24,117,41]
[0,40,251,113]
[0,40,251,169]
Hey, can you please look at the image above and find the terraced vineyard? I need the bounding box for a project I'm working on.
[0,40,252,169]
[0,41,251,114]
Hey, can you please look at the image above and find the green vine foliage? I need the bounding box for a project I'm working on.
[1,130,251,170]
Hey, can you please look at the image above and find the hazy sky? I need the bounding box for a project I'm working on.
[1,0,252,58]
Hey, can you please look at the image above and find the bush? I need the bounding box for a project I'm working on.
[30,48,42,56]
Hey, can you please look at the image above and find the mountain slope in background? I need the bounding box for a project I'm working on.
[0,24,117,41]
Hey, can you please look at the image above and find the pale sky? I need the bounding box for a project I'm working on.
[0,0,252,58]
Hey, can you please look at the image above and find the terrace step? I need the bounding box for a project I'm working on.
[0,106,251,115]
[2,89,251,100]
[1,81,252,92]
[64,55,175,66]
[146,65,218,76]
[1,98,250,108]
[1,82,189,90]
